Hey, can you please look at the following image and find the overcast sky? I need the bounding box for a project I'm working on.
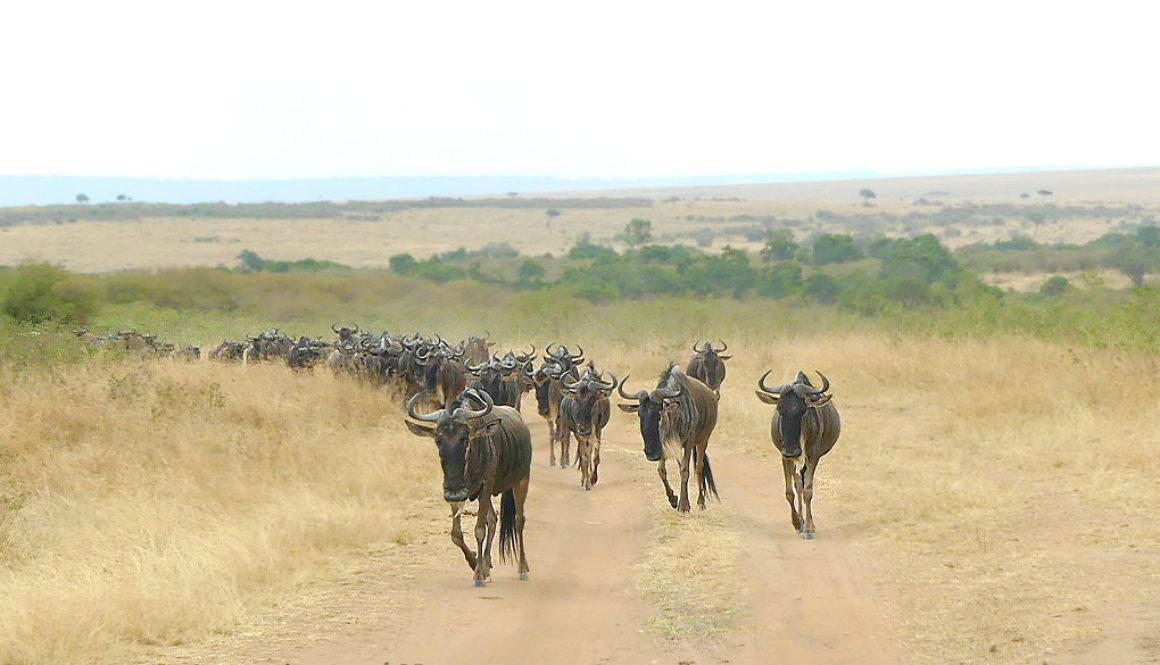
[2,0,1156,180]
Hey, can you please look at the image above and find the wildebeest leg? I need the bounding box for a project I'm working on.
[577,436,592,490]
[677,443,693,513]
[657,460,678,508]
[473,496,494,586]
[781,459,802,533]
[547,419,557,466]
[591,431,602,486]
[450,504,478,570]
[559,425,571,468]
[791,464,807,536]
[514,476,530,580]
[801,461,819,539]
[694,440,708,510]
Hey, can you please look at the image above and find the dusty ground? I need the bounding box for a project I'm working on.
[158,417,904,665]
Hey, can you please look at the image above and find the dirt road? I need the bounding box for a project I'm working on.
[239,417,901,665]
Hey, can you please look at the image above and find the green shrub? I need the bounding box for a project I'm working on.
[2,262,101,324]
[811,233,862,265]
[1040,275,1072,296]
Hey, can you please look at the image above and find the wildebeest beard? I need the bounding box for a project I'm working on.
[437,423,493,502]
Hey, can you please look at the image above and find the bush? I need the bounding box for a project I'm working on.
[389,253,419,275]
[2,262,101,324]
[760,229,799,262]
[1040,275,1072,296]
[811,233,862,265]
[803,274,841,303]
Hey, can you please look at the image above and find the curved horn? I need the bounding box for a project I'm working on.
[654,384,681,399]
[406,393,445,423]
[545,342,558,357]
[466,360,487,372]
[757,369,790,395]
[455,388,494,420]
[594,372,617,391]
[562,376,582,390]
[617,375,649,401]
[331,323,341,334]
[350,323,360,334]
[570,345,585,360]
[807,370,831,396]
[483,330,491,339]
[715,339,728,353]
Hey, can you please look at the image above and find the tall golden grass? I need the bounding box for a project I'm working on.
[0,333,1156,664]
[0,360,438,664]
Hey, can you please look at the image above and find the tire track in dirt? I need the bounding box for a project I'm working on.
[249,419,903,665]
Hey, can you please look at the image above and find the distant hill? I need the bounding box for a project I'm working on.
[0,173,874,207]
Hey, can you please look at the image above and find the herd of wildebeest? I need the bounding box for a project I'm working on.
[74,326,840,587]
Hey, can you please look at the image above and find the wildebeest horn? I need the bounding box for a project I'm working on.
[545,342,558,356]
[331,323,341,333]
[350,323,360,334]
[406,393,444,423]
[715,339,728,353]
[521,344,536,358]
[595,373,618,391]
[562,377,582,390]
[654,385,681,399]
[757,369,789,396]
[570,345,584,360]
[455,388,494,420]
[617,375,648,400]
[466,360,487,372]
[483,330,490,339]
[807,370,830,396]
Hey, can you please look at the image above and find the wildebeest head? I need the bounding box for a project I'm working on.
[532,361,562,417]
[405,389,499,503]
[331,323,360,344]
[563,372,617,436]
[689,340,732,392]
[544,343,584,373]
[464,331,496,364]
[755,370,832,458]
[617,364,685,462]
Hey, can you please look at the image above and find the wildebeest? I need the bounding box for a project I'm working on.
[464,331,496,365]
[421,342,468,409]
[559,371,617,490]
[686,339,732,395]
[287,336,331,370]
[533,344,585,466]
[405,389,532,586]
[755,370,840,539]
[618,364,720,512]
[468,356,522,410]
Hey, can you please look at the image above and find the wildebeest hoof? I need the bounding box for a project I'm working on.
[473,579,486,587]
[518,572,529,581]
[801,532,813,540]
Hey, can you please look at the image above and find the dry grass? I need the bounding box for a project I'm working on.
[0,333,1157,664]
[0,360,439,665]
[710,334,1160,664]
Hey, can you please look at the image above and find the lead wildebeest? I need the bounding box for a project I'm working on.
[755,370,840,539]
[618,364,719,512]
[686,339,732,395]
[559,371,617,491]
[405,389,532,586]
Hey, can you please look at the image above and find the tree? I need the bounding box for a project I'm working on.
[388,253,419,275]
[75,193,89,204]
[1039,275,1072,296]
[2,261,100,324]
[545,208,560,227]
[116,194,128,202]
[1037,189,1053,202]
[237,249,266,272]
[623,218,653,248]
[810,233,862,265]
[759,229,799,262]
[1019,192,1030,200]
[859,189,877,207]
[518,260,546,282]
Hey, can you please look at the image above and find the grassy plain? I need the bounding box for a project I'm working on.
[1,327,1157,664]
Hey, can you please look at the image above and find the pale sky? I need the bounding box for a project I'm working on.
[2,0,1157,180]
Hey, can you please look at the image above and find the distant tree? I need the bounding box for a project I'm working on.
[518,260,546,282]
[1027,212,1046,238]
[810,233,862,265]
[1039,275,1072,296]
[623,218,653,248]
[507,191,519,197]
[759,229,799,262]
[1037,189,1053,202]
[116,194,127,202]
[545,208,560,227]
[859,189,877,207]
[1019,192,1030,200]
[75,193,89,204]
[388,253,419,275]
[237,249,266,272]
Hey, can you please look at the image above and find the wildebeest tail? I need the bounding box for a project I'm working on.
[696,449,720,501]
[499,489,517,563]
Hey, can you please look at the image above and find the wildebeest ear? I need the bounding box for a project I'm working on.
[808,393,833,408]
[486,341,496,347]
[404,421,437,438]
[718,355,733,361]
[617,403,640,414]
[754,390,779,405]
